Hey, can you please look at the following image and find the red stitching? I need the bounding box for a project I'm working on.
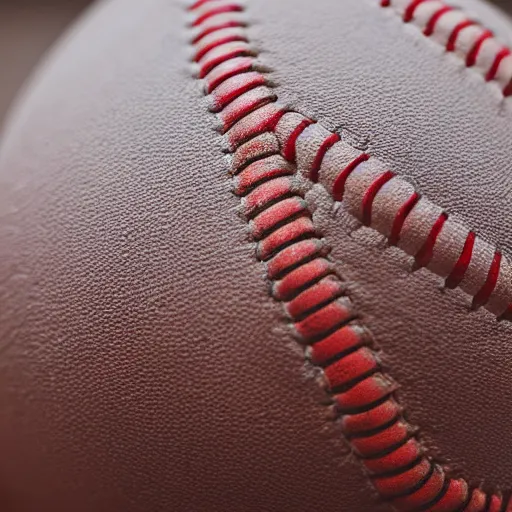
[192,4,243,27]
[486,47,511,81]
[192,20,247,45]
[187,3,512,510]
[309,133,340,183]
[392,465,445,511]
[220,88,277,132]
[194,33,248,62]
[384,0,512,98]
[226,103,286,149]
[472,251,502,310]
[414,212,448,268]
[286,276,344,321]
[466,30,493,67]
[343,398,401,437]
[372,458,431,498]
[189,0,219,10]
[403,0,429,23]
[361,171,395,226]
[210,71,267,111]
[308,325,368,365]
[446,20,475,52]
[423,6,453,36]
[282,118,315,163]
[332,153,369,202]
[389,192,420,246]
[203,56,254,93]
[234,156,293,196]
[273,258,333,301]
[445,231,476,289]
[198,42,253,78]
[323,347,379,392]
[256,216,316,261]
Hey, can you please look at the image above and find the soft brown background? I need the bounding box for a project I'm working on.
[0,0,92,129]
[0,0,512,129]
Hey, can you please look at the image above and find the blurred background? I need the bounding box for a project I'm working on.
[0,0,92,128]
[0,0,512,129]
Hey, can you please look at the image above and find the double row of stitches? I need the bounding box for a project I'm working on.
[382,0,512,98]
[187,1,512,511]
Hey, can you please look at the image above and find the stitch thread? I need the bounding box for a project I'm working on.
[382,0,512,97]
[186,2,512,510]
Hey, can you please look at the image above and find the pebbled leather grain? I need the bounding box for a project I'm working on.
[0,0,511,511]
[249,0,512,490]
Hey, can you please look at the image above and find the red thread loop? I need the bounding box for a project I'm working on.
[310,133,341,183]
[282,119,315,163]
[466,30,493,67]
[486,47,511,81]
[403,0,429,23]
[446,20,475,52]
[362,171,395,227]
[332,154,369,202]
[424,6,453,36]
[189,0,219,11]
[389,192,420,246]
[445,231,475,289]
[192,4,244,27]
[414,213,448,268]
[472,251,502,310]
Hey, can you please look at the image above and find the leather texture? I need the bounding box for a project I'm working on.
[0,0,511,511]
